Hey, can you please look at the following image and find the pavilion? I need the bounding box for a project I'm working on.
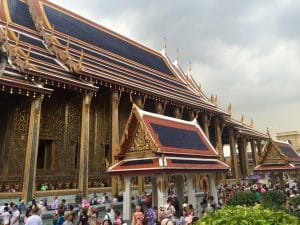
[108,105,229,220]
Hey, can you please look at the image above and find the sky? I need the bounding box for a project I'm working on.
[50,0,300,136]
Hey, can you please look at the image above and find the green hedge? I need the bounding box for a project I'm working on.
[260,190,286,210]
[227,191,257,206]
[197,205,299,225]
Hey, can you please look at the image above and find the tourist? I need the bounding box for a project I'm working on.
[89,208,98,225]
[19,200,27,216]
[25,208,42,225]
[114,210,123,225]
[78,208,89,225]
[102,220,112,225]
[1,206,10,225]
[75,191,82,206]
[51,197,59,210]
[10,202,20,225]
[144,204,155,225]
[62,211,73,225]
[131,205,144,225]
[103,205,114,225]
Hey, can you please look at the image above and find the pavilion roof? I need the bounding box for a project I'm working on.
[254,139,300,172]
[108,105,229,175]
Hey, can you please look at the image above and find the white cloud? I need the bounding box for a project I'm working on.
[49,0,300,135]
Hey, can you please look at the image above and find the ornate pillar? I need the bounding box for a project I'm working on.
[157,174,167,209]
[250,139,258,166]
[256,139,262,157]
[237,137,249,178]
[187,110,195,121]
[22,95,44,201]
[228,127,240,182]
[111,90,120,196]
[202,113,210,139]
[214,117,224,161]
[78,92,93,198]
[173,106,181,119]
[187,175,196,208]
[154,102,164,115]
[123,176,131,221]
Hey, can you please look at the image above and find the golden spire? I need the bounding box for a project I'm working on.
[15,33,20,47]
[210,94,215,104]
[227,103,232,115]
[177,48,180,60]
[188,60,192,74]
[163,36,167,50]
[198,82,202,95]
[267,127,271,138]
[215,95,218,106]
[250,118,254,128]
[240,115,244,124]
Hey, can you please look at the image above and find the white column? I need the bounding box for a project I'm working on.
[157,174,167,208]
[187,175,196,208]
[123,176,131,221]
[209,173,218,207]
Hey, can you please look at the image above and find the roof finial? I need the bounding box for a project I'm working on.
[16,33,20,47]
[163,36,167,50]
[78,49,84,71]
[188,60,192,75]
[215,95,217,106]
[241,114,244,124]
[227,103,232,115]
[250,118,254,128]
[197,82,202,95]
[267,127,271,138]
[176,48,180,61]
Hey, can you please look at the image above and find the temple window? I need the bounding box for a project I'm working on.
[37,140,53,170]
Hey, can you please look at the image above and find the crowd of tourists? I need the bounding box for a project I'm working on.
[0,180,299,225]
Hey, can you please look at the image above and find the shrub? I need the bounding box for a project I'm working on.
[260,190,286,210]
[227,191,256,206]
[197,205,299,225]
[290,195,300,218]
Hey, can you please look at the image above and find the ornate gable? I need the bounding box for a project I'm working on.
[260,140,288,164]
[129,121,158,153]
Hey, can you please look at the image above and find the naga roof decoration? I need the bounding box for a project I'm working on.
[254,139,300,172]
[108,105,229,175]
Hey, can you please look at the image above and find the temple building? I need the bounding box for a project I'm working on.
[277,131,300,153]
[0,0,267,201]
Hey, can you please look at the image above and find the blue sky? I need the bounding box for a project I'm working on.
[50,0,300,136]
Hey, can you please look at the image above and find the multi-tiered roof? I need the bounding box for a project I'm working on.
[0,0,267,138]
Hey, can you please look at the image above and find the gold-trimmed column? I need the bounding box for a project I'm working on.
[250,139,258,166]
[154,102,164,115]
[202,113,210,139]
[111,90,120,197]
[256,139,262,157]
[187,110,195,121]
[214,117,224,161]
[22,95,44,201]
[173,106,182,119]
[228,127,240,182]
[78,92,93,198]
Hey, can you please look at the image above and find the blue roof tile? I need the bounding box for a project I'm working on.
[44,5,174,76]
[8,0,35,30]
[150,123,208,150]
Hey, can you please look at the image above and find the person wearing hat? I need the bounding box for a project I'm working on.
[62,211,73,225]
